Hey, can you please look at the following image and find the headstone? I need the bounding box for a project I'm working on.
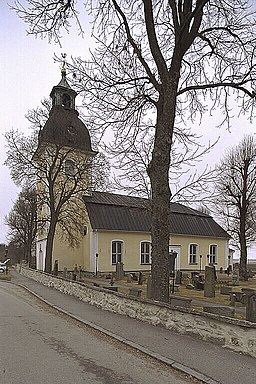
[203,306,235,318]
[246,294,256,323]
[147,275,152,299]
[115,262,124,281]
[204,266,216,298]
[138,271,143,285]
[220,286,231,295]
[129,288,142,297]
[170,296,192,308]
[73,264,78,281]
[175,270,182,285]
[53,260,58,276]
[232,271,239,286]
[78,266,82,281]
[127,273,132,283]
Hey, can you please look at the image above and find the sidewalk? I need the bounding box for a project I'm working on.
[9,270,256,384]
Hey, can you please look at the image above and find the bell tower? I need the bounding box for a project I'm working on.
[35,57,96,272]
[50,56,77,110]
[37,55,95,154]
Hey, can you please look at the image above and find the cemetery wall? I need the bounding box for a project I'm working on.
[19,266,256,358]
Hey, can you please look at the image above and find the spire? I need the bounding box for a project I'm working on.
[57,53,71,89]
[50,53,77,109]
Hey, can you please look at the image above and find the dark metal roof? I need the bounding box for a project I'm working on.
[83,192,230,239]
[39,106,93,153]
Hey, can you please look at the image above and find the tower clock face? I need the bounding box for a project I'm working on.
[67,126,75,135]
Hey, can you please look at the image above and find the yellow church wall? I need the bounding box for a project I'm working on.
[51,222,86,271]
[50,225,229,273]
[96,230,152,273]
[52,237,84,271]
[90,230,229,273]
[170,234,229,271]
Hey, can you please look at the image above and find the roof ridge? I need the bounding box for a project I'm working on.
[84,192,211,218]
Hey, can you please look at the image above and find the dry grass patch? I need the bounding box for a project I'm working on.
[0,272,11,281]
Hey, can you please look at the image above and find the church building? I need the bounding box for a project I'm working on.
[34,65,231,275]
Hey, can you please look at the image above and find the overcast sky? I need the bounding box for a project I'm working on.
[1,1,256,257]
[0,1,92,243]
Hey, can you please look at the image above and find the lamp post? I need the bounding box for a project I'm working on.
[95,253,99,276]
[228,255,231,276]
[199,254,202,273]
[169,251,177,294]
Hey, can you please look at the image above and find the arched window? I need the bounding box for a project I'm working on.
[209,244,217,264]
[189,243,198,264]
[62,93,71,108]
[140,241,151,264]
[111,240,123,265]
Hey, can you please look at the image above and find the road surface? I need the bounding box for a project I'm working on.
[0,283,197,384]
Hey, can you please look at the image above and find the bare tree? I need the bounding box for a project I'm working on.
[214,135,256,280]
[5,114,110,274]
[5,187,37,267]
[12,0,256,301]
[111,127,218,204]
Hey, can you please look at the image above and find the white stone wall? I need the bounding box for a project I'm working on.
[19,266,256,358]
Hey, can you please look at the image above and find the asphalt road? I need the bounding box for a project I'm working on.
[0,283,197,384]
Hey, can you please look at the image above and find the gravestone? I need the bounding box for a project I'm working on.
[246,293,256,323]
[126,273,132,283]
[138,271,143,285]
[129,288,142,297]
[115,262,124,281]
[63,267,67,279]
[204,265,216,298]
[203,306,235,318]
[232,271,240,286]
[175,270,182,285]
[220,286,231,295]
[53,260,58,276]
[147,275,152,299]
[78,266,82,281]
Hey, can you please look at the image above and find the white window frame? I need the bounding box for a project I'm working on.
[140,241,151,265]
[111,240,123,265]
[189,243,198,264]
[209,244,218,264]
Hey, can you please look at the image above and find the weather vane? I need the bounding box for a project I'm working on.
[61,53,67,76]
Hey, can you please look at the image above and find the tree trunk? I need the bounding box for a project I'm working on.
[239,173,248,281]
[44,221,56,273]
[148,85,178,302]
[239,226,248,281]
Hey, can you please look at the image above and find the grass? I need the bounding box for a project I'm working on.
[0,272,11,281]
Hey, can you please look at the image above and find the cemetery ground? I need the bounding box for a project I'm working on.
[81,272,256,321]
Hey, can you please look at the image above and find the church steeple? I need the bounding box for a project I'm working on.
[37,57,95,154]
[50,54,77,110]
